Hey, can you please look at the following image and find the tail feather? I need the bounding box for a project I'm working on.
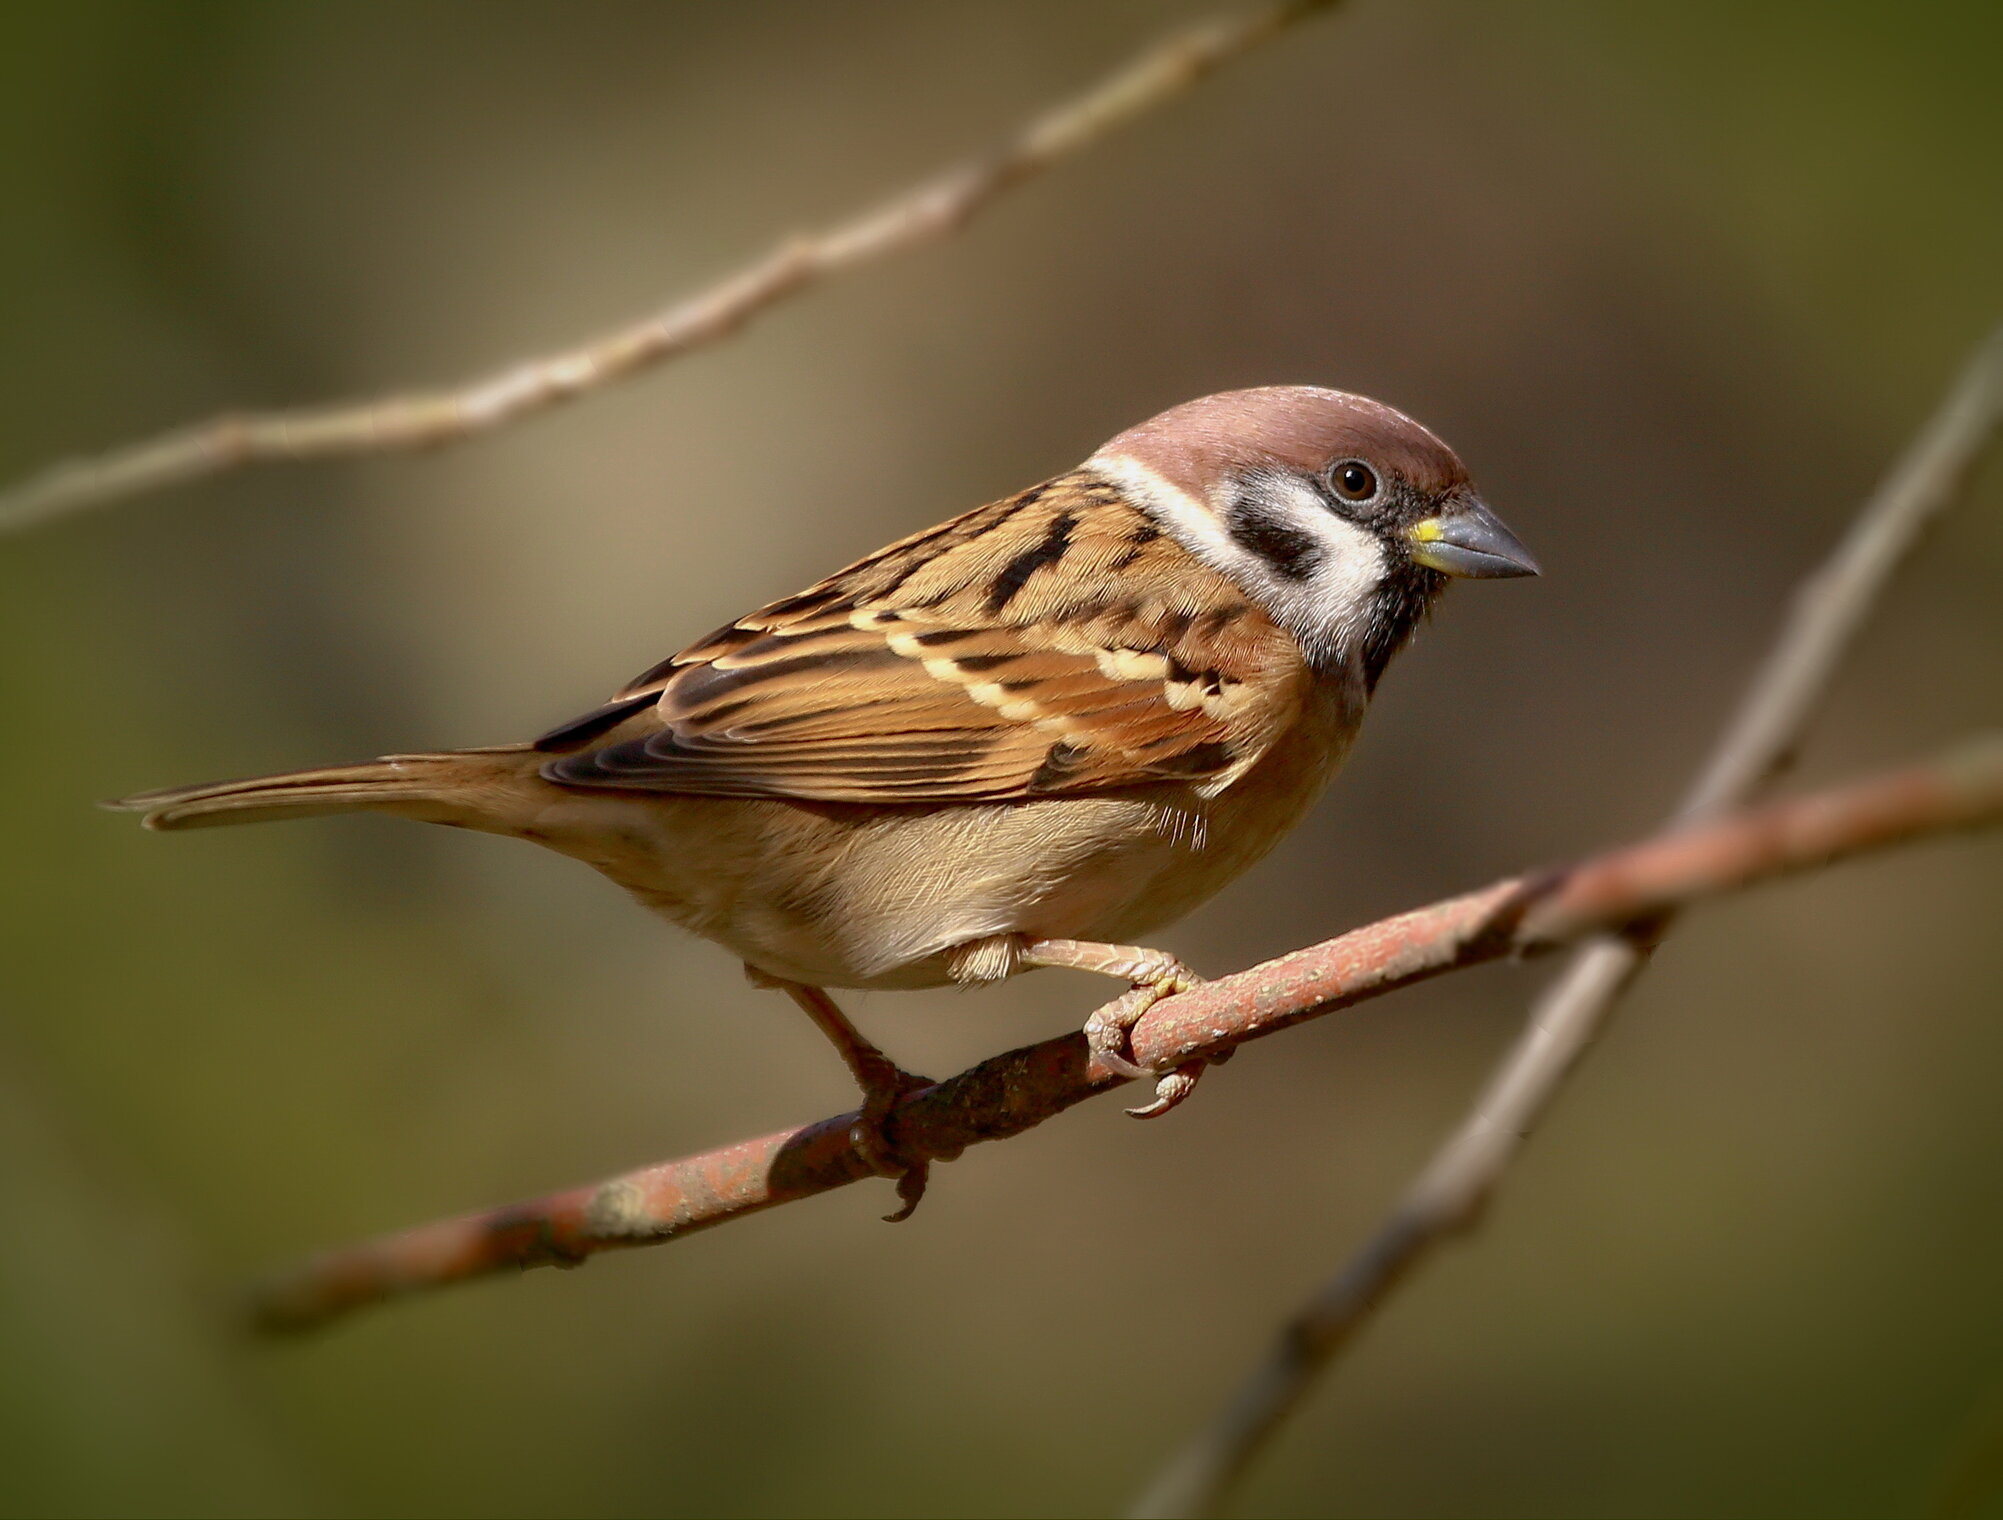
[107,749,527,831]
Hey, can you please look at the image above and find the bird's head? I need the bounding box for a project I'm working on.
[1088,386,1537,681]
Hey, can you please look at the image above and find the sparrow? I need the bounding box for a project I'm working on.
[113,387,1537,1216]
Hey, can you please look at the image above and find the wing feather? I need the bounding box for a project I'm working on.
[539,472,1310,802]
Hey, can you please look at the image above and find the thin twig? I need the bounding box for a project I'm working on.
[247,735,2003,1335]
[0,0,1341,532]
[1131,323,2003,1519]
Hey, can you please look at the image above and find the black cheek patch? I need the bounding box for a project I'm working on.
[1226,500,1322,581]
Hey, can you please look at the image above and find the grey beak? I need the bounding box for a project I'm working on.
[1403,498,1541,579]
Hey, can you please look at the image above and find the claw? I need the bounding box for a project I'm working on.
[883,1161,930,1223]
[1126,1061,1204,1118]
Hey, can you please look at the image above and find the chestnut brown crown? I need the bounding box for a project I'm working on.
[1098,385,1472,508]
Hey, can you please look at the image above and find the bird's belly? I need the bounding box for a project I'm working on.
[530,719,1345,992]
[720,795,1271,989]
[654,794,1219,990]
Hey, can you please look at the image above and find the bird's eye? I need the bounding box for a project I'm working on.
[1330,460,1379,503]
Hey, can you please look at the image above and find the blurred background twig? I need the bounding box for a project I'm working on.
[1135,327,2003,1518]
[0,0,1338,531]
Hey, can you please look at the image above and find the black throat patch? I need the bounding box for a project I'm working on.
[1358,561,1445,693]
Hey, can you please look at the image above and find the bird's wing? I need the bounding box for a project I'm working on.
[536,473,1311,803]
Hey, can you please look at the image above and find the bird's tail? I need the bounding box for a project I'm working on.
[106,748,533,832]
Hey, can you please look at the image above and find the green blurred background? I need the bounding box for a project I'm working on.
[3,3,2000,1516]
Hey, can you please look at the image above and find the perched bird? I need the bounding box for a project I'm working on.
[114,387,1537,1215]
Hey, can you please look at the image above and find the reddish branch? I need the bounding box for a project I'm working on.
[249,733,2003,1334]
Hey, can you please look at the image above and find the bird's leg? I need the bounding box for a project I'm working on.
[1016,938,1211,1119]
[750,968,935,1220]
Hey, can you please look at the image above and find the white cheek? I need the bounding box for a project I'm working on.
[1243,476,1387,660]
[1086,453,1389,665]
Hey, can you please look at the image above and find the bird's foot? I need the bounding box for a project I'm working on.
[1016,939,1215,1118]
[758,971,940,1222]
[1073,953,1209,1120]
[847,1050,939,1222]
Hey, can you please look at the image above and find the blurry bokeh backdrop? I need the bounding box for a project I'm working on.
[3,3,2001,1516]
